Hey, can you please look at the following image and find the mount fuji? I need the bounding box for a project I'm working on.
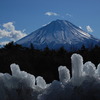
[16,20,100,51]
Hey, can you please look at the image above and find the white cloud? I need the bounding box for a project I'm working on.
[45,12,59,16]
[0,41,9,45]
[79,26,82,29]
[3,22,15,31]
[86,25,93,32]
[66,13,72,17]
[0,22,27,41]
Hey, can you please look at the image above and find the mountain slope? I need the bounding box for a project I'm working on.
[16,20,100,50]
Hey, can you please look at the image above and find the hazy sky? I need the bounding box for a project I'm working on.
[0,0,100,44]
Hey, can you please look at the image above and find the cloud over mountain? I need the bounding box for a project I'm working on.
[86,25,93,32]
[45,12,59,16]
[0,22,27,44]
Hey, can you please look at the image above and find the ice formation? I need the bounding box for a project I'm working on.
[58,66,70,84]
[71,54,83,86]
[0,53,100,100]
[83,61,96,77]
[36,76,47,89]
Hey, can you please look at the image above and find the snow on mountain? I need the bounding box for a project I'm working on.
[16,19,100,50]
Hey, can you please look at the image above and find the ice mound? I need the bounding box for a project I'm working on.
[0,53,100,100]
[36,76,47,89]
[71,54,83,86]
[58,66,70,84]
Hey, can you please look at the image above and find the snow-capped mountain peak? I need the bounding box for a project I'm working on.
[16,19,100,50]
